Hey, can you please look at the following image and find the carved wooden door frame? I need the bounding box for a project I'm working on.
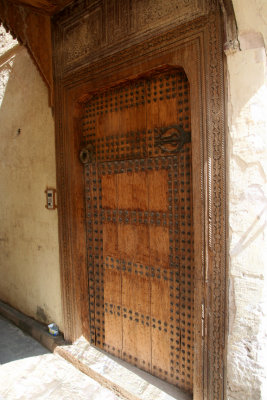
[53,5,228,399]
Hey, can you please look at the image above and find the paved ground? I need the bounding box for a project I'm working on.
[0,315,122,400]
[0,315,49,364]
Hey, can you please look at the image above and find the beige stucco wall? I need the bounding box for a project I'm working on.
[227,1,267,399]
[0,26,62,330]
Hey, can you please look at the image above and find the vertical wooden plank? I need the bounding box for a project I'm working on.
[122,263,151,370]
[151,274,171,380]
[178,143,194,392]
[118,224,150,265]
[149,165,171,382]
[117,172,133,209]
[146,75,159,158]
[122,308,151,371]
[148,169,168,212]
[102,174,117,209]
[104,267,121,305]
[117,171,148,211]
[103,222,118,257]
[104,305,123,357]
[104,265,122,356]
[122,268,150,315]
[97,92,120,138]
[132,171,148,211]
[149,226,169,267]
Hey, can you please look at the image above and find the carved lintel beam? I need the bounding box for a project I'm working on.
[6,0,73,16]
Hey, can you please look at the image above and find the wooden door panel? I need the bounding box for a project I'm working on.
[117,171,149,211]
[117,172,132,209]
[151,272,172,380]
[118,224,150,264]
[121,103,146,133]
[104,304,123,355]
[95,84,147,158]
[148,169,168,211]
[158,97,178,126]
[101,174,117,209]
[104,268,121,304]
[82,68,194,393]
[123,313,151,370]
[97,110,121,137]
[122,271,150,315]
[103,222,118,256]
[132,171,148,210]
[151,277,171,321]
[149,226,169,267]
[151,323,171,380]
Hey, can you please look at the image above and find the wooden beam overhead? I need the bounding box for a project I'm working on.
[0,0,55,104]
[7,0,73,15]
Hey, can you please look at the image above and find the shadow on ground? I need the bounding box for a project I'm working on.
[0,315,49,364]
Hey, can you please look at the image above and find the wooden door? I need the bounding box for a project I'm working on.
[80,68,194,393]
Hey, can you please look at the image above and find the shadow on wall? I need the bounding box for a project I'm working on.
[231,204,267,257]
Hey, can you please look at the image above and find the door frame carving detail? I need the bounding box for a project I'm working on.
[53,4,227,399]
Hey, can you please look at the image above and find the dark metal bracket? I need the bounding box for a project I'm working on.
[154,124,191,154]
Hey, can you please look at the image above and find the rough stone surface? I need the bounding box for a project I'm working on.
[227,1,267,399]
[0,315,48,364]
[0,302,190,400]
[0,316,122,400]
[0,25,62,330]
[0,300,67,353]
[56,336,191,400]
[0,25,17,57]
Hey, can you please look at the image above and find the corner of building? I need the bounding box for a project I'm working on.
[226,1,267,399]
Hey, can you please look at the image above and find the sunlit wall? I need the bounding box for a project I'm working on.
[0,26,62,330]
[227,1,267,399]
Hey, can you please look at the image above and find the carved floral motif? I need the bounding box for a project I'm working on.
[134,0,194,27]
[64,7,103,63]
[56,0,205,67]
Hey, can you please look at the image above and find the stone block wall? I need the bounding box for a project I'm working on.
[227,1,267,399]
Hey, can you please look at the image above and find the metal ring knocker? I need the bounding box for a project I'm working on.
[79,144,94,164]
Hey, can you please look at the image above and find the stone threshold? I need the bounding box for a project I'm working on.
[0,300,191,400]
[56,336,192,400]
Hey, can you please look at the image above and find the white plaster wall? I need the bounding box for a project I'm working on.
[227,1,267,399]
[0,26,63,330]
[0,26,17,57]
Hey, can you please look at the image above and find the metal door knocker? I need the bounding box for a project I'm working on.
[79,144,94,164]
